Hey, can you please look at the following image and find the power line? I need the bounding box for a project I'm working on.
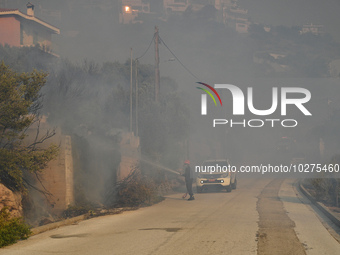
[134,32,201,81]
[136,34,155,60]
[158,35,200,81]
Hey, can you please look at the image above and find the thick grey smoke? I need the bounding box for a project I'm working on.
[1,0,340,216]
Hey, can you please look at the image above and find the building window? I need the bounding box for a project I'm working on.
[33,31,38,45]
[131,6,142,11]
[20,24,23,45]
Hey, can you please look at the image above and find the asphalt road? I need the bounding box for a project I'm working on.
[1,178,340,255]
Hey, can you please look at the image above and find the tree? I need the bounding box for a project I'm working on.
[0,62,59,192]
[196,5,217,21]
[0,44,56,73]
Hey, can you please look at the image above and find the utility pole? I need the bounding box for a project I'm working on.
[130,48,133,133]
[154,26,160,102]
[135,59,138,136]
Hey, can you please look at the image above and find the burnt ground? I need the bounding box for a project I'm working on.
[257,179,306,255]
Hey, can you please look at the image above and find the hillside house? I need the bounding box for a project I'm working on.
[0,2,60,55]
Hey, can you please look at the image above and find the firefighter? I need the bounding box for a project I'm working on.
[182,160,195,201]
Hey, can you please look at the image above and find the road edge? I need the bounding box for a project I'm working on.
[30,214,88,235]
[299,180,340,228]
[30,207,139,235]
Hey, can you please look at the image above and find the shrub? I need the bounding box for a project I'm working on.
[308,178,339,206]
[62,205,94,218]
[0,207,31,248]
[308,178,327,200]
[307,154,340,206]
[116,174,157,207]
[106,169,164,207]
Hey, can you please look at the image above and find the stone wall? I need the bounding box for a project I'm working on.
[24,118,74,214]
[0,117,75,219]
[35,134,74,213]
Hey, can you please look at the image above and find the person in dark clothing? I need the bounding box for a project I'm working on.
[182,160,195,201]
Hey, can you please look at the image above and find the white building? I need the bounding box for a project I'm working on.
[164,0,189,14]
[224,3,249,33]
[300,23,323,35]
[119,0,151,24]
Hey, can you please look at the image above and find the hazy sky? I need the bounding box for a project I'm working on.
[239,0,340,41]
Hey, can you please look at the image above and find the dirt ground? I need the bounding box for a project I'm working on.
[257,179,307,255]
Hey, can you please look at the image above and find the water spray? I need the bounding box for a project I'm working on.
[139,157,181,175]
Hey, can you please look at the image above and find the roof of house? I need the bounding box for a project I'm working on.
[0,8,19,12]
[0,8,60,34]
